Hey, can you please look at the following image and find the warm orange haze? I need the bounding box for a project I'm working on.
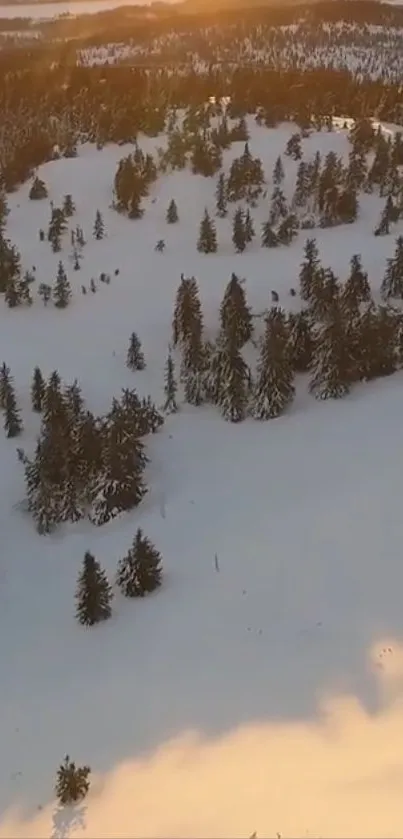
[1,638,403,837]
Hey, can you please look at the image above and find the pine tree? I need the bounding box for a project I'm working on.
[244,209,255,244]
[166,199,179,224]
[342,254,371,310]
[251,307,294,419]
[273,155,284,185]
[232,207,247,253]
[0,362,11,408]
[55,757,91,805]
[288,310,314,372]
[75,551,112,626]
[53,261,71,309]
[269,186,288,226]
[126,332,146,371]
[4,382,23,438]
[31,366,45,412]
[197,209,217,253]
[29,176,48,200]
[172,275,203,348]
[62,194,75,217]
[117,529,162,597]
[215,173,227,218]
[4,275,22,308]
[220,273,252,349]
[38,283,52,305]
[309,302,352,399]
[374,195,396,237]
[261,220,278,248]
[93,209,105,240]
[218,338,248,422]
[163,352,178,413]
[381,236,403,299]
[299,238,321,302]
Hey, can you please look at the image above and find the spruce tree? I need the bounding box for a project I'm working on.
[55,757,91,805]
[172,275,203,348]
[93,209,105,240]
[288,310,314,372]
[244,209,255,244]
[166,199,179,224]
[261,220,278,248]
[62,194,75,217]
[197,209,217,253]
[381,235,403,299]
[232,207,247,253]
[31,366,45,412]
[0,362,11,408]
[75,551,112,626]
[29,176,48,200]
[4,382,23,438]
[251,307,294,419]
[374,195,395,237]
[269,186,288,226]
[299,238,321,302]
[117,528,162,597]
[342,254,371,310]
[126,332,146,371]
[53,262,71,309]
[163,352,178,413]
[215,172,227,218]
[309,302,352,399]
[218,338,248,422]
[220,273,252,349]
[273,155,284,185]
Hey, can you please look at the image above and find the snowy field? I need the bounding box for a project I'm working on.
[2,118,403,837]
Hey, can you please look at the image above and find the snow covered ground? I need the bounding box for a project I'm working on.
[2,118,403,838]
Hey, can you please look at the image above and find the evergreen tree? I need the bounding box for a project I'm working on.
[215,173,227,218]
[342,254,371,310]
[309,302,352,399]
[261,220,278,248]
[220,273,253,349]
[75,551,112,626]
[93,209,105,240]
[0,362,11,408]
[4,381,23,438]
[269,186,288,226]
[126,332,146,371]
[244,209,255,244]
[4,275,22,308]
[287,310,314,372]
[163,352,178,413]
[374,195,396,237]
[277,213,299,246]
[172,275,203,348]
[251,307,294,419]
[218,338,248,422]
[232,207,247,253]
[38,282,52,306]
[31,366,45,412]
[48,207,67,252]
[285,133,302,160]
[55,757,91,805]
[62,194,75,217]
[273,155,284,185]
[117,528,162,597]
[166,199,179,224]
[299,238,321,302]
[197,209,217,253]
[53,261,71,309]
[381,236,403,299]
[29,176,48,200]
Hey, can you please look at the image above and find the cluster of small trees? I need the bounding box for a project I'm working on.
[15,369,163,533]
[113,147,157,219]
[170,234,403,421]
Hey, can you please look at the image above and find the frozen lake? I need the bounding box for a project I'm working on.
[0,0,177,19]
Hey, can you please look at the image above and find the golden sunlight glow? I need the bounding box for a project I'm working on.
[2,639,403,838]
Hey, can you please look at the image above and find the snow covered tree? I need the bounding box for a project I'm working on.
[53,262,71,309]
[217,337,248,422]
[29,176,48,200]
[4,381,23,438]
[309,301,352,399]
[381,235,403,299]
[287,310,314,372]
[244,209,255,244]
[48,207,67,252]
[285,133,302,160]
[273,155,284,185]
[38,282,52,306]
[4,275,22,308]
[166,199,179,224]
[232,207,247,253]
[75,551,112,626]
[126,331,146,371]
[172,275,203,348]
[31,366,45,412]
[197,209,217,253]
[163,352,178,413]
[220,273,252,349]
[261,220,278,248]
[55,757,91,805]
[0,362,12,409]
[299,238,321,302]
[251,307,294,419]
[269,186,288,226]
[117,528,162,597]
[62,194,75,217]
[215,173,227,218]
[277,213,299,246]
[93,209,105,240]
[342,254,371,310]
